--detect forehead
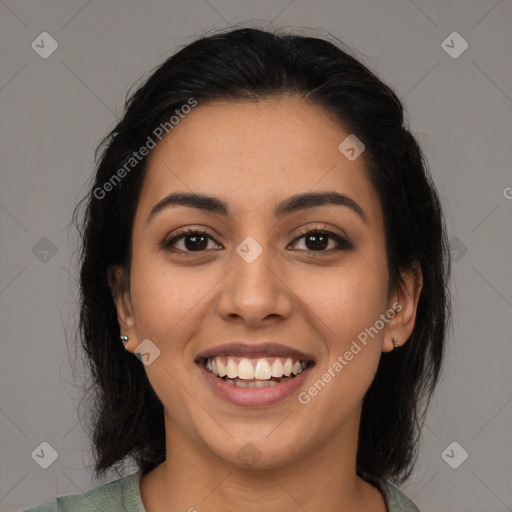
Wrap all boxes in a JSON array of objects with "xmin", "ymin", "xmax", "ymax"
[{"xmin": 137, "ymin": 98, "xmax": 383, "ymax": 227}]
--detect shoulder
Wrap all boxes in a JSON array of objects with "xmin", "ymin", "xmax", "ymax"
[
  {"xmin": 359, "ymin": 471, "xmax": 419, "ymax": 512},
  {"xmin": 23, "ymin": 470, "xmax": 146, "ymax": 512},
  {"xmin": 374, "ymin": 478, "xmax": 420, "ymax": 512}
]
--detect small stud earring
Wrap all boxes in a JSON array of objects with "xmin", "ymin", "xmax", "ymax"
[
  {"xmin": 392, "ymin": 337, "xmax": 399, "ymax": 350},
  {"xmin": 120, "ymin": 335, "xmax": 129, "ymax": 350}
]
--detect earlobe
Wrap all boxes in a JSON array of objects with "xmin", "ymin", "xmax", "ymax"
[
  {"xmin": 383, "ymin": 261, "xmax": 423, "ymax": 353},
  {"xmin": 107, "ymin": 265, "xmax": 137, "ymax": 351},
  {"xmin": 115, "ymin": 290, "xmax": 136, "ymax": 331},
  {"xmin": 120, "ymin": 334, "xmax": 130, "ymax": 351}
]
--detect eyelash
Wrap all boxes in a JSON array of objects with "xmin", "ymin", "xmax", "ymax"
[{"xmin": 160, "ymin": 227, "xmax": 353, "ymax": 257}]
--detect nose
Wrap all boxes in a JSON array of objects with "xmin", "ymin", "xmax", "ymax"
[{"xmin": 216, "ymin": 238, "xmax": 293, "ymax": 328}]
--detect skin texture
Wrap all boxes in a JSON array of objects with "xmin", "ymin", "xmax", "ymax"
[{"xmin": 110, "ymin": 97, "xmax": 423, "ymax": 511}]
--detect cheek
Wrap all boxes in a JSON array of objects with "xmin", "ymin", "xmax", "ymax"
[
  {"xmin": 128, "ymin": 250, "xmax": 206, "ymax": 345},
  {"xmin": 127, "ymin": 253, "xmax": 212, "ymax": 418},
  {"xmin": 334, "ymin": 272, "xmax": 387, "ymax": 340},
  {"xmin": 293, "ymin": 267, "xmax": 388, "ymax": 427},
  {"xmin": 298, "ymin": 258, "xmax": 388, "ymax": 343},
  {"xmin": 294, "ymin": 249, "xmax": 388, "ymax": 393}
]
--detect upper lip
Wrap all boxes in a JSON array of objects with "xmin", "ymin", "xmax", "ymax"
[{"xmin": 195, "ymin": 342, "xmax": 315, "ymax": 362}]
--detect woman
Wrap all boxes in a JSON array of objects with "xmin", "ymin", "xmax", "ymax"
[{"xmin": 26, "ymin": 26, "xmax": 451, "ymax": 512}]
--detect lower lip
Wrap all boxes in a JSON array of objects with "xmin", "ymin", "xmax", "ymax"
[{"xmin": 198, "ymin": 362, "xmax": 313, "ymax": 407}]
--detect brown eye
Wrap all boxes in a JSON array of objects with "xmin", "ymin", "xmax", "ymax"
[
  {"xmin": 160, "ymin": 228, "xmax": 353, "ymax": 256},
  {"xmin": 161, "ymin": 229, "xmax": 222, "ymax": 253},
  {"xmin": 290, "ymin": 229, "xmax": 353, "ymax": 254}
]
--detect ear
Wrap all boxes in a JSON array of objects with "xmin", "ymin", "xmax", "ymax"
[
  {"xmin": 382, "ymin": 261, "xmax": 423, "ymax": 352},
  {"xmin": 107, "ymin": 264, "xmax": 138, "ymax": 353}
]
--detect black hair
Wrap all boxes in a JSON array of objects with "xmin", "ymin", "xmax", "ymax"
[{"xmin": 72, "ymin": 26, "xmax": 452, "ymax": 485}]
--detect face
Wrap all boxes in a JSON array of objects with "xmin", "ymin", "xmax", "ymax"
[{"xmin": 113, "ymin": 97, "xmax": 416, "ymax": 470}]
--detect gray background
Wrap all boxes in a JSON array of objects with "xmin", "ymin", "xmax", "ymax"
[{"xmin": 1, "ymin": 1, "xmax": 511, "ymax": 511}]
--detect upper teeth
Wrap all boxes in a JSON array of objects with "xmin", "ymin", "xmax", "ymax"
[{"xmin": 205, "ymin": 356, "xmax": 307, "ymax": 379}]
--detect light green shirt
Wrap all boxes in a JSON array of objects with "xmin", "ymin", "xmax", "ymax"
[{"xmin": 24, "ymin": 469, "xmax": 419, "ymax": 511}]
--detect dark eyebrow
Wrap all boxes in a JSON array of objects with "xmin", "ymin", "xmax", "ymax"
[
  {"xmin": 147, "ymin": 191, "xmax": 367, "ymax": 224},
  {"xmin": 274, "ymin": 191, "xmax": 367, "ymax": 223}
]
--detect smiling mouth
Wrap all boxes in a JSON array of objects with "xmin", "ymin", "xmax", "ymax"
[{"xmin": 200, "ymin": 356, "xmax": 314, "ymax": 388}]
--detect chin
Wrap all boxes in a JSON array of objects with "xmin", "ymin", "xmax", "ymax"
[{"xmin": 201, "ymin": 430, "xmax": 306, "ymax": 471}]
